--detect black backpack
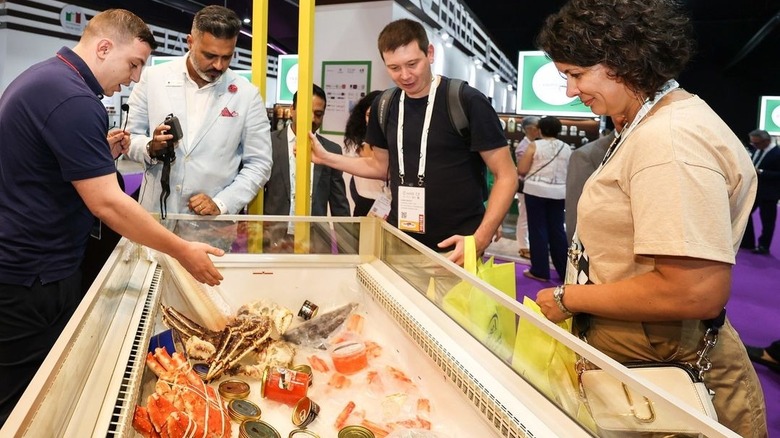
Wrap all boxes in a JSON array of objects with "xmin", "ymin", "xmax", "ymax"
[{"xmin": 376, "ymin": 78, "xmax": 469, "ymax": 138}]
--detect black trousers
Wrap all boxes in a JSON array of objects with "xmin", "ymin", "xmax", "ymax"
[
  {"xmin": 0, "ymin": 271, "xmax": 82, "ymax": 428},
  {"xmin": 525, "ymin": 193, "xmax": 567, "ymax": 280},
  {"xmin": 742, "ymin": 198, "xmax": 778, "ymax": 250}
]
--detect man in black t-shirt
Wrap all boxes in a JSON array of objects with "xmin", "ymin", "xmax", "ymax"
[{"xmin": 310, "ymin": 19, "xmax": 517, "ymax": 265}]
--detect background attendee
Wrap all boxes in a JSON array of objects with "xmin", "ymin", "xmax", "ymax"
[
  {"xmin": 515, "ymin": 116, "xmax": 540, "ymax": 259},
  {"xmin": 517, "ymin": 116, "xmax": 571, "ymax": 282},
  {"xmin": 746, "ymin": 340, "xmax": 780, "ymax": 373},
  {"xmin": 534, "ymin": 0, "xmax": 766, "ymax": 435},
  {"xmin": 344, "ymin": 90, "xmax": 386, "ymax": 216},
  {"xmin": 310, "ymin": 18, "xmax": 517, "ymax": 265},
  {"xmin": 264, "ymin": 85, "xmax": 350, "ymax": 217},
  {"xmin": 0, "ymin": 9, "xmax": 223, "ymax": 428},
  {"xmin": 564, "ymin": 116, "xmax": 623, "ymax": 244},
  {"xmin": 125, "ymin": 5, "xmax": 272, "ymax": 216},
  {"xmin": 741, "ymin": 129, "xmax": 780, "ymax": 255}
]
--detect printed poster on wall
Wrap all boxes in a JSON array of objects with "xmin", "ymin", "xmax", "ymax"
[
  {"xmin": 320, "ymin": 61, "xmax": 372, "ymax": 135},
  {"xmin": 759, "ymin": 96, "xmax": 780, "ymax": 136},
  {"xmin": 516, "ymin": 51, "xmax": 595, "ymax": 117}
]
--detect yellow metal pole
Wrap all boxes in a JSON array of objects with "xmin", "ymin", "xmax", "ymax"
[
  {"xmin": 294, "ymin": 0, "xmax": 315, "ymax": 252},
  {"xmin": 246, "ymin": 0, "xmax": 269, "ymax": 253}
]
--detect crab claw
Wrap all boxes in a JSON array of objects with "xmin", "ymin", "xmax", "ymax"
[
  {"xmin": 160, "ymin": 305, "xmax": 221, "ymax": 345},
  {"xmin": 205, "ymin": 316, "xmax": 272, "ymax": 381}
]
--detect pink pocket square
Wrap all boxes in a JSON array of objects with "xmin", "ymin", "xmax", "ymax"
[{"xmin": 220, "ymin": 107, "xmax": 238, "ymax": 117}]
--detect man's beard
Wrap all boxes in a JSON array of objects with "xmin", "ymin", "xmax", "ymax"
[{"xmin": 189, "ymin": 53, "xmax": 221, "ymax": 83}]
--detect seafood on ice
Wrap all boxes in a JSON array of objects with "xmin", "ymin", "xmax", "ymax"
[
  {"xmin": 160, "ymin": 299, "xmax": 295, "ymax": 381},
  {"xmin": 132, "ymin": 347, "xmax": 231, "ymax": 438}
]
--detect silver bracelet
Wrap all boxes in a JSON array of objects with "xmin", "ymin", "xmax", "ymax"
[{"xmin": 553, "ymin": 285, "xmax": 574, "ymax": 318}]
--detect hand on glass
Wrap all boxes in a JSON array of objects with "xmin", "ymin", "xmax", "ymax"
[{"xmin": 188, "ymin": 193, "xmax": 218, "ymax": 216}]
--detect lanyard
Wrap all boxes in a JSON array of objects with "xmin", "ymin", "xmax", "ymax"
[
  {"xmin": 57, "ymin": 54, "xmax": 85, "ymax": 82},
  {"xmin": 754, "ymin": 145, "xmax": 775, "ymax": 168},
  {"xmin": 598, "ymin": 79, "xmax": 680, "ymax": 169},
  {"xmin": 397, "ymin": 75, "xmax": 440, "ymax": 185}
]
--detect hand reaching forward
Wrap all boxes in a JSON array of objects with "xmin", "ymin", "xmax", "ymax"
[{"xmin": 177, "ymin": 241, "xmax": 225, "ymax": 286}]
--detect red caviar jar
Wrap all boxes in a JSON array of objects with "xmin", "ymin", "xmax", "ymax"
[
  {"xmin": 260, "ymin": 366, "xmax": 311, "ymax": 406},
  {"xmin": 330, "ymin": 341, "xmax": 368, "ymax": 374}
]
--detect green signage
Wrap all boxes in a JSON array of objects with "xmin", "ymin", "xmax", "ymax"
[
  {"xmin": 276, "ymin": 55, "xmax": 299, "ymax": 104},
  {"xmin": 759, "ymin": 96, "xmax": 780, "ymax": 135},
  {"xmin": 516, "ymin": 51, "xmax": 594, "ymax": 117}
]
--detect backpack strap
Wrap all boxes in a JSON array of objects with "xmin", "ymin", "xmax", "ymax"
[
  {"xmin": 377, "ymin": 86, "xmax": 400, "ymax": 139},
  {"xmin": 378, "ymin": 78, "xmax": 469, "ymax": 138},
  {"xmin": 445, "ymin": 78, "xmax": 469, "ymax": 137}
]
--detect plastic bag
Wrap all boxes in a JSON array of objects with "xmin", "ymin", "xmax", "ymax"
[{"xmin": 441, "ymin": 236, "xmax": 517, "ymax": 360}]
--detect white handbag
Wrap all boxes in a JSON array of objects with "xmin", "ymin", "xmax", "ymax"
[
  {"xmin": 579, "ymin": 362, "xmax": 717, "ymax": 434},
  {"xmin": 577, "ymin": 310, "xmax": 724, "ymax": 435}
]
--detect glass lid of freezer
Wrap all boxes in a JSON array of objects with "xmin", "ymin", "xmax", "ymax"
[{"xmin": 3, "ymin": 215, "xmax": 737, "ymax": 438}]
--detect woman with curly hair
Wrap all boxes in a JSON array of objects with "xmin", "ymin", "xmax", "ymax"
[
  {"xmin": 533, "ymin": 0, "xmax": 767, "ymax": 435},
  {"xmin": 344, "ymin": 90, "xmax": 385, "ymax": 216}
]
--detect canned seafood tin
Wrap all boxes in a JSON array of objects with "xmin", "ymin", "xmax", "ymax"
[
  {"xmin": 228, "ymin": 398, "xmax": 262, "ymax": 422},
  {"xmin": 192, "ymin": 362, "xmax": 209, "ymax": 380},
  {"xmin": 219, "ymin": 379, "xmax": 251, "ymax": 400},
  {"xmin": 338, "ymin": 425, "xmax": 375, "ymax": 438},
  {"xmin": 240, "ymin": 420, "xmax": 281, "ymax": 438},
  {"xmin": 298, "ymin": 300, "xmax": 319, "ymax": 320},
  {"xmin": 288, "ymin": 428, "xmax": 320, "ymax": 437},
  {"xmin": 291, "ymin": 396, "xmax": 320, "ymax": 427},
  {"xmin": 290, "ymin": 364, "xmax": 313, "ymax": 386}
]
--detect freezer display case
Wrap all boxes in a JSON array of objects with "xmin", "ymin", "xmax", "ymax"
[{"xmin": 3, "ymin": 216, "xmax": 737, "ymax": 438}]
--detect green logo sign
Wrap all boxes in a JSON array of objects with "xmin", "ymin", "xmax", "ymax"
[
  {"xmin": 516, "ymin": 51, "xmax": 594, "ymax": 117},
  {"xmin": 276, "ymin": 55, "xmax": 299, "ymax": 104},
  {"xmin": 759, "ymin": 96, "xmax": 780, "ymax": 135}
]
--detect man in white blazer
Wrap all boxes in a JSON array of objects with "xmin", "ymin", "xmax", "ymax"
[{"xmin": 125, "ymin": 5, "xmax": 272, "ymax": 217}]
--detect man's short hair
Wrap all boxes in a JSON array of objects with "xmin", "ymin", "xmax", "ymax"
[
  {"xmin": 83, "ymin": 9, "xmax": 156, "ymax": 49},
  {"xmin": 377, "ymin": 19, "xmax": 428, "ymax": 58},
  {"xmin": 749, "ymin": 129, "xmax": 771, "ymax": 141},
  {"xmin": 292, "ymin": 84, "xmax": 327, "ymax": 109},
  {"xmin": 192, "ymin": 5, "xmax": 241, "ymax": 39}
]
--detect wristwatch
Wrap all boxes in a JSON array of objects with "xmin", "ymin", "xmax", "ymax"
[
  {"xmin": 146, "ymin": 141, "xmax": 159, "ymax": 162},
  {"xmin": 553, "ymin": 285, "xmax": 574, "ymax": 318}
]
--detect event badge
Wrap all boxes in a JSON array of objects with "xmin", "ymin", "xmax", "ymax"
[
  {"xmin": 368, "ymin": 188, "xmax": 392, "ymax": 220},
  {"xmin": 397, "ymin": 185, "xmax": 425, "ymax": 233}
]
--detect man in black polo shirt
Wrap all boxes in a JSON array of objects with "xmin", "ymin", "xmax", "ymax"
[{"xmin": 0, "ymin": 9, "xmax": 225, "ymax": 426}]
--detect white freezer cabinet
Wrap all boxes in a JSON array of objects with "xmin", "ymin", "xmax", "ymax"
[{"xmin": 2, "ymin": 216, "xmax": 735, "ymax": 438}]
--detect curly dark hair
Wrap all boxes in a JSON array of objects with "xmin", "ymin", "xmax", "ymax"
[
  {"xmin": 344, "ymin": 90, "xmax": 382, "ymax": 152},
  {"xmin": 536, "ymin": 0, "xmax": 695, "ymax": 98}
]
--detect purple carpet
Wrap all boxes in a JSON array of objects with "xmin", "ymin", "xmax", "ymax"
[{"xmin": 503, "ymin": 207, "xmax": 780, "ymax": 436}]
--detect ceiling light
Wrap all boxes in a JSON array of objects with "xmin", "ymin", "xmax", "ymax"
[
  {"xmin": 243, "ymin": 17, "xmax": 251, "ymax": 24},
  {"xmin": 440, "ymin": 32, "xmax": 450, "ymax": 41}
]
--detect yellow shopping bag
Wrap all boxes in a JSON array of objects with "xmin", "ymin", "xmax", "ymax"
[
  {"xmin": 512, "ymin": 297, "xmax": 593, "ymax": 427},
  {"xmin": 441, "ymin": 236, "xmax": 517, "ymax": 360}
]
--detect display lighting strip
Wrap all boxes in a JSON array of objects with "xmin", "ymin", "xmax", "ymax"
[
  {"xmin": 107, "ymin": 266, "xmax": 165, "ymax": 438},
  {"xmin": 356, "ymin": 266, "xmax": 533, "ymax": 438}
]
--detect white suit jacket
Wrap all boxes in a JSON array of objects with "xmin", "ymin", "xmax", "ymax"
[{"xmin": 125, "ymin": 56, "xmax": 272, "ymax": 214}]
